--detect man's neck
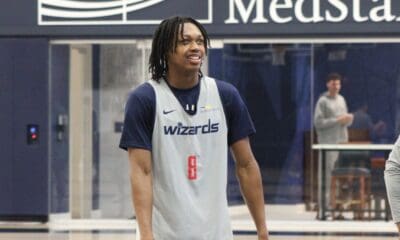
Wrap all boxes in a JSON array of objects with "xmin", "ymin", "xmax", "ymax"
[
  {"xmin": 327, "ymin": 91, "xmax": 338, "ymax": 98},
  {"xmin": 166, "ymin": 71, "xmax": 200, "ymax": 89}
]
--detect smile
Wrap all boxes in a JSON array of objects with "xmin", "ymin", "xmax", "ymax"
[
  {"xmin": 188, "ymin": 55, "xmax": 201, "ymax": 60},
  {"xmin": 187, "ymin": 55, "xmax": 202, "ymax": 64}
]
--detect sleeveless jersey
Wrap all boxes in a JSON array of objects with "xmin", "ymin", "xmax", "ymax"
[{"xmin": 144, "ymin": 76, "xmax": 233, "ymax": 240}]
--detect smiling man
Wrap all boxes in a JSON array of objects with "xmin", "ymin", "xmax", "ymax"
[{"xmin": 119, "ymin": 16, "xmax": 268, "ymax": 240}]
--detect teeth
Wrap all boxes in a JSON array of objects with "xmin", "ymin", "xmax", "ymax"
[{"xmin": 189, "ymin": 56, "xmax": 200, "ymax": 60}]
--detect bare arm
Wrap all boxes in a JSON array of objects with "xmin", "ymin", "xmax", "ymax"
[
  {"xmin": 231, "ymin": 138, "xmax": 269, "ymax": 240},
  {"xmin": 128, "ymin": 148, "xmax": 154, "ymax": 240}
]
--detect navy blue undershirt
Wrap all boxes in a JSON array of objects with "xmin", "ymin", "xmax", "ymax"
[
  {"xmin": 119, "ymin": 78, "xmax": 255, "ymax": 151},
  {"xmin": 165, "ymin": 78, "xmax": 200, "ymax": 115}
]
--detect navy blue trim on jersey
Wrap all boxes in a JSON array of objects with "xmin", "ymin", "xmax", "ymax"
[
  {"xmin": 119, "ymin": 78, "xmax": 255, "ymax": 151},
  {"xmin": 216, "ymin": 80, "xmax": 256, "ymax": 145},
  {"xmin": 119, "ymin": 83, "xmax": 155, "ymax": 150}
]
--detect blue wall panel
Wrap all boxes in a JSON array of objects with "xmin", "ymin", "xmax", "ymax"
[
  {"xmin": 0, "ymin": 39, "xmax": 49, "ymax": 220},
  {"xmin": 0, "ymin": 41, "xmax": 15, "ymax": 214}
]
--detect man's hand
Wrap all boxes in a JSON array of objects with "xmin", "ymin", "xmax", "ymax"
[{"xmin": 337, "ymin": 113, "xmax": 353, "ymax": 125}]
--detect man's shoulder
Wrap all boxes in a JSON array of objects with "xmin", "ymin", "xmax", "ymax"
[
  {"xmin": 317, "ymin": 92, "xmax": 329, "ymax": 102},
  {"xmin": 211, "ymin": 78, "xmax": 239, "ymax": 97},
  {"xmin": 128, "ymin": 82, "xmax": 155, "ymax": 101},
  {"xmin": 337, "ymin": 93, "xmax": 346, "ymax": 101}
]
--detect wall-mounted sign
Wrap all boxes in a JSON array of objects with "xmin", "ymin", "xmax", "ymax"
[
  {"xmin": 1, "ymin": 0, "xmax": 400, "ymax": 37},
  {"xmin": 38, "ymin": 0, "xmax": 212, "ymax": 25}
]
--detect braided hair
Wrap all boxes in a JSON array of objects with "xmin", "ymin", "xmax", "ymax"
[{"xmin": 148, "ymin": 16, "xmax": 210, "ymax": 82}]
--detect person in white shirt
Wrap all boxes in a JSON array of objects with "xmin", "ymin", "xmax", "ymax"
[{"xmin": 314, "ymin": 72, "xmax": 353, "ymax": 215}]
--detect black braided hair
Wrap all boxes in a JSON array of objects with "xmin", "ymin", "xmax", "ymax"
[{"xmin": 148, "ymin": 16, "xmax": 210, "ymax": 82}]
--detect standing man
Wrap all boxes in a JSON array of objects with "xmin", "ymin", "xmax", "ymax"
[
  {"xmin": 314, "ymin": 73, "xmax": 353, "ymax": 214},
  {"xmin": 119, "ymin": 16, "xmax": 268, "ymax": 240}
]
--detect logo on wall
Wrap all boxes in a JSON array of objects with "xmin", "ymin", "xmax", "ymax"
[{"xmin": 38, "ymin": 0, "xmax": 213, "ymax": 25}]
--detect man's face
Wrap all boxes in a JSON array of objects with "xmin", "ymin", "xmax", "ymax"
[
  {"xmin": 167, "ymin": 22, "xmax": 206, "ymax": 74},
  {"xmin": 326, "ymin": 79, "xmax": 341, "ymax": 96}
]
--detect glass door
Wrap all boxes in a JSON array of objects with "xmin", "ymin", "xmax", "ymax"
[{"xmin": 49, "ymin": 41, "xmax": 152, "ymax": 219}]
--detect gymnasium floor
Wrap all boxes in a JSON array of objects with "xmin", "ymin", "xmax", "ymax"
[
  {"xmin": 0, "ymin": 232, "xmax": 397, "ymax": 240},
  {"xmin": 0, "ymin": 204, "xmax": 397, "ymax": 239}
]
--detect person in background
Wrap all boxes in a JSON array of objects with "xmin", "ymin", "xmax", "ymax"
[
  {"xmin": 351, "ymin": 103, "xmax": 386, "ymax": 142},
  {"xmin": 314, "ymin": 72, "xmax": 353, "ymax": 217}
]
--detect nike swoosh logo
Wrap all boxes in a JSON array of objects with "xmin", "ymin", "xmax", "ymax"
[{"xmin": 163, "ymin": 109, "xmax": 176, "ymax": 114}]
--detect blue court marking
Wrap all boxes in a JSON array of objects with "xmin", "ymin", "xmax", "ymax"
[{"xmin": 233, "ymin": 230, "xmax": 398, "ymax": 237}]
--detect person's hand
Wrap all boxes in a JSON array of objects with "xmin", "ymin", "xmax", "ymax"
[
  {"xmin": 346, "ymin": 113, "xmax": 354, "ymax": 124},
  {"xmin": 337, "ymin": 113, "xmax": 353, "ymax": 125}
]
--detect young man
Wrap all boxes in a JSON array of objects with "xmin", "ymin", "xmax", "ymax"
[
  {"xmin": 119, "ymin": 16, "xmax": 269, "ymax": 240},
  {"xmin": 314, "ymin": 72, "xmax": 353, "ymax": 217},
  {"xmin": 314, "ymin": 73, "xmax": 353, "ymax": 144}
]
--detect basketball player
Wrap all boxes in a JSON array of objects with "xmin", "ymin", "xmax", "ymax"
[{"xmin": 119, "ymin": 16, "xmax": 268, "ymax": 240}]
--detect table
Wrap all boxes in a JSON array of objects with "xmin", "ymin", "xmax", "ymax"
[{"xmin": 312, "ymin": 144, "xmax": 394, "ymax": 220}]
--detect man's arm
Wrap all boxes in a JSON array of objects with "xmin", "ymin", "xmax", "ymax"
[
  {"xmin": 343, "ymin": 98, "xmax": 354, "ymax": 127},
  {"xmin": 128, "ymin": 148, "xmax": 154, "ymax": 240},
  {"xmin": 314, "ymin": 98, "xmax": 353, "ymax": 129},
  {"xmin": 314, "ymin": 98, "xmax": 338, "ymax": 130},
  {"xmin": 231, "ymin": 137, "xmax": 269, "ymax": 240}
]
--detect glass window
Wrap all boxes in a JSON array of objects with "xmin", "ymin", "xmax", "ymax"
[{"xmin": 49, "ymin": 42, "xmax": 399, "ymax": 223}]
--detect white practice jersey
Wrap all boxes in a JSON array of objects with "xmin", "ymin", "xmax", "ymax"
[{"xmin": 141, "ymin": 77, "xmax": 232, "ymax": 240}]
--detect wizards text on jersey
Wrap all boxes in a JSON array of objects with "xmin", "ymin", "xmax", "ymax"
[{"xmin": 164, "ymin": 119, "xmax": 219, "ymax": 135}]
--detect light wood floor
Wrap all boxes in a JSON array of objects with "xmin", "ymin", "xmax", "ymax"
[{"xmin": 0, "ymin": 232, "xmax": 397, "ymax": 240}]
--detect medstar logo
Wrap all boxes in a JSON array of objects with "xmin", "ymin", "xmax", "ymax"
[
  {"xmin": 225, "ymin": 0, "xmax": 400, "ymax": 24},
  {"xmin": 38, "ymin": 0, "xmax": 213, "ymax": 25},
  {"xmin": 164, "ymin": 119, "xmax": 219, "ymax": 135}
]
